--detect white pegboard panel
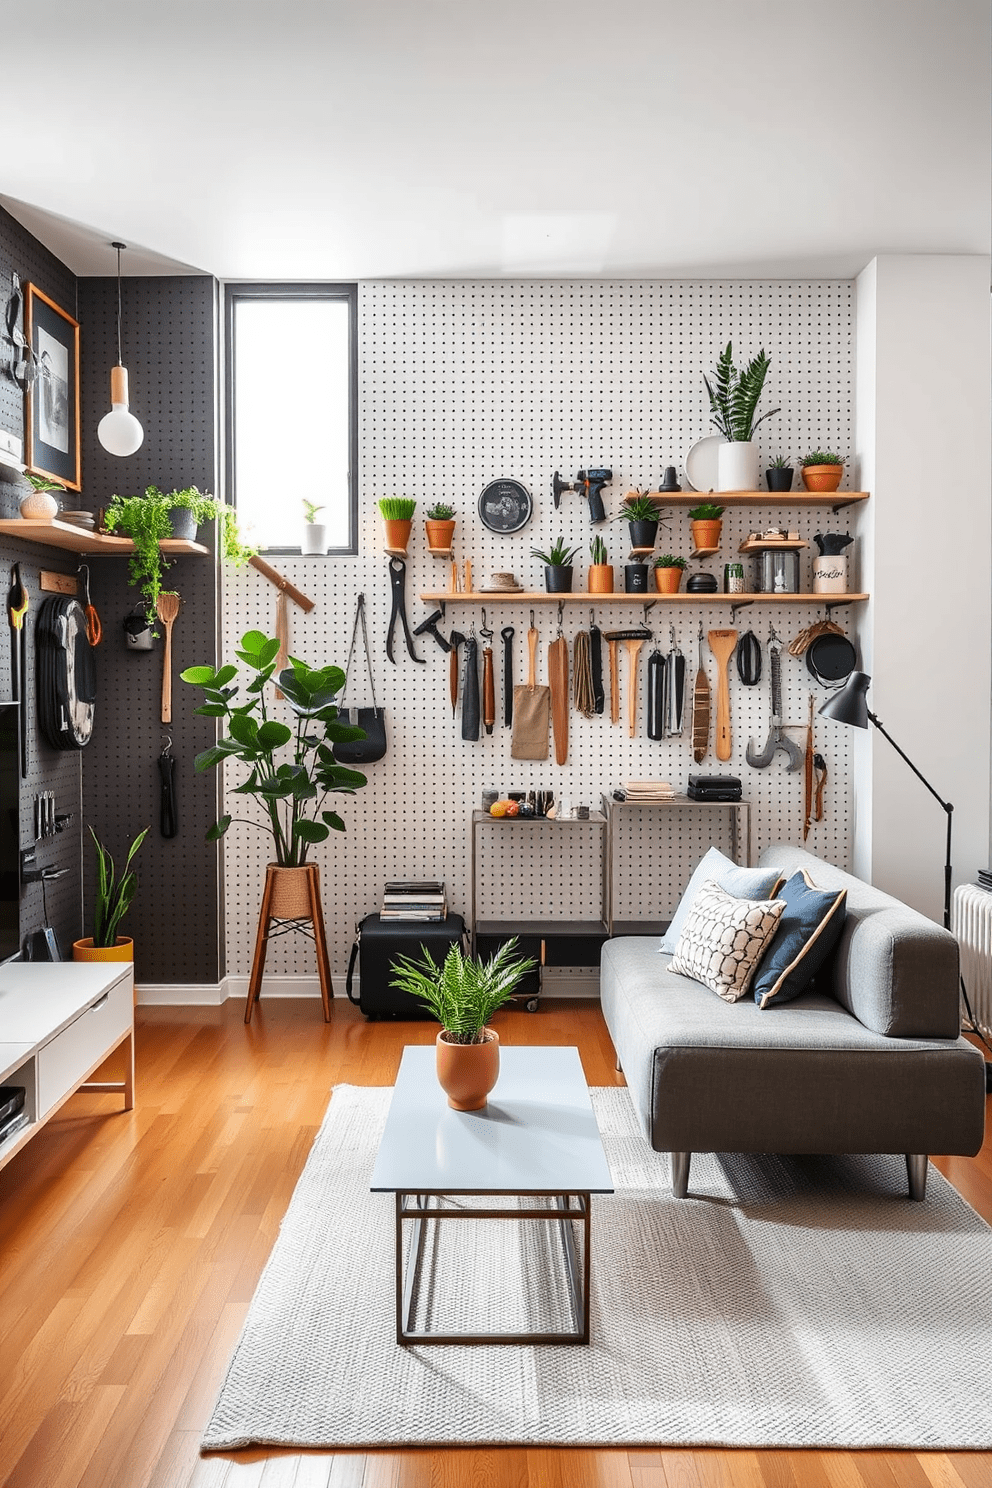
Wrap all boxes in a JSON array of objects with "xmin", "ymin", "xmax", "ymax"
[{"xmin": 221, "ymin": 279, "xmax": 859, "ymax": 981}]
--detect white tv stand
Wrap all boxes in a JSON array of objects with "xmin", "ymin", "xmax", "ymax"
[{"xmin": 0, "ymin": 961, "xmax": 134, "ymax": 1176}]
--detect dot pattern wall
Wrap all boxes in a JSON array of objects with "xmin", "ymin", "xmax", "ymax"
[{"xmin": 221, "ymin": 278, "xmax": 859, "ymax": 982}]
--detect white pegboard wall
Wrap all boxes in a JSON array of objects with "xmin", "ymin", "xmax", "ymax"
[{"xmin": 221, "ymin": 279, "xmax": 860, "ymax": 981}]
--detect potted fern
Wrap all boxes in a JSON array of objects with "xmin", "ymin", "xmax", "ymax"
[
  {"xmin": 703, "ymin": 342, "xmax": 780, "ymax": 493},
  {"xmin": 588, "ymin": 534, "xmax": 613, "ymax": 593},
  {"xmin": 104, "ymin": 486, "xmax": 255, "ymax": 621},
  {"xmin": 390, "ymin": 939, "xmax": 535, "ymax": 1110},
  {"xmin": 302, "ymin": 498, "xmax": 326, "ymax": 555},
  {"xmin": 531, "ymin": 536, "xmax": 579, "ymax": 593},
  {"xmin": 653, "ymin": 554, "xmax": 688, "ymax": 594},
  {"xmin": 379, "ymin": 497, "xmax": 416, "ymax": 554},
  {"xmin": 73, "ymin": 827, "xmax": 149, "ymax": 963}
]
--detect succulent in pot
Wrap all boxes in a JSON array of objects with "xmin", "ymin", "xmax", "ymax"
[
  {"xmin": 687, "ymin": 501, "xmax": 725, "ymax": 553},
  {"xmin": 424, "ymin": 501, "xmax": 456, "ymax": 552},
  {"xmin": 379, "ymin": 497, "xmax": 416, "ymax": 554},
  {"xmin": 653, "ymin": 554, "xmax": 688, "ymax": 594},
  {"xmin": 389, "ymin": 939, "xmax": 536, "ymax": 1110},
  {"xmin": 704, "ymin": 342, "xmax": 780, "ymax": 492},
  {"xmin": 588, "ymin": 533, "xmax": 614, "ymax": 593},
  {"xmin": 531, "ymin": 537, "xmax": 579, "ymax": 593},
  {"xmin": 301, "ymin": 498, "xmax": 327, "ymax": 555},
  {"xmin": 614, "ymin": 493, "xmax": 660, "ymax": 551},
  {"xmin": 800, "ymin": 451, "xmax": 845, "ymax": 493},
  {"xmin": 766, "ymin": 454, "xmax": 794, "ymax": 493}
]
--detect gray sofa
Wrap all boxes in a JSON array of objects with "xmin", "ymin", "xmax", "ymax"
[{"xmin": 600, "ymin": 843, "xmax": 987, "ymax": 1201}]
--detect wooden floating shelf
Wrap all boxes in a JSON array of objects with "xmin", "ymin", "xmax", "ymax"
[
  {"xmin": 689, "ymin": 546, "xmax": 720, "ymax": 559},
  {"xmin": 738, "ymin": 538, "xmax": 809, "ymax": 553},
  {"xmin": 641, "ymin": 490, "xmax": 869, "ymax": 509},
  {"xmin": 0, "ymin": 519, "xmax": 209, "ymax": 557},
  {"xmin": 421, "ymin": 590, "xmax": 869, "ymax": 606},
  {"xmin": 383, "ymin": 545, "xmax": 411, "ymax": 559}
]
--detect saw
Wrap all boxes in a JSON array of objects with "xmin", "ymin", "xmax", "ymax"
[{"xmin": 691, "ymin": 624, "xmax": 710, "ymax": 763}]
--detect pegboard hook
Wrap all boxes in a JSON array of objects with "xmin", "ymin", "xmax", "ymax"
[
  {"xmin": 556, "ymin": 600, "xmax": 565, "ymax": 634},
  {"xmin": 160, "ymin": 733, "xmax": 172, "ymax": 757}
]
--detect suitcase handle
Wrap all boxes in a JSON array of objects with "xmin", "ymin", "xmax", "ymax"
[{"xmin": 345, "ymin": 934, "xmax": 362, "ymax": 1004}]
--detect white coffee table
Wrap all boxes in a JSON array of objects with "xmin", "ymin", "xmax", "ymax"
[{"xmin": 370, "ymin": 1045, "xmax": 613, "ymax": 1345}]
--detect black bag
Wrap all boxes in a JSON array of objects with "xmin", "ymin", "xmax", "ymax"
[
  {"xmin": 36, "ymin": 596, "xmax": 96, "ymax": 750},
  {"xmin": 333, "ymin": 593, "xmax": 387, "ymax": 764},
  {"xmin": 346, "ymin": 913, "xmax": 466, "ymax": 1019}
]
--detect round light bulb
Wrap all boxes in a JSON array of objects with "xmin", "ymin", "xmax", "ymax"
[{"xmin": 97, "ymin": 404, "xmax": 144, "ymax": 456}]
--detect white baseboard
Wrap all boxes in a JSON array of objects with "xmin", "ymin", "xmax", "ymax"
[{"xmin": 136, "ymin": 971, "xmax": 601, "ymax": 1006}]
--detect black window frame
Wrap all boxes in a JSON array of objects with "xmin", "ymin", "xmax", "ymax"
[{"xmin": 225, "ymin": 282, "xmax": 358, "ymax": 556}]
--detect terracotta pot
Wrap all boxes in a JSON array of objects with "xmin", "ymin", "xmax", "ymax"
[
  {"xmin": 436, "ymin": 1028, "xmax": 500, "ymax": 1111},
  {"xmin": 691, "ymin": 520, "xmax": 722, "ymax": 551},
  {"xmin": 383, "ymin": 517, "xmax": 413, "ymax": 553},
  {"xmin": 654, "ymin": 566, "xmax": 683, "ymax": 594},
  {"xmin": 72, "ymin": 937, "xmax": 134, "ymax": 963},
  {"xmin": 269, "ymin": 864, "xmax": 316, "ymax": 919},
  {"xmin": 801, "ymin": 464, "xmax": 843, "ymax": 493},
  {"xmin": 424, "ymin": 518, "xmax": 455, "ymax": 551},
  {"xmin": 587, "ymin": 563, "xmax": 614, "ymax": 593}
]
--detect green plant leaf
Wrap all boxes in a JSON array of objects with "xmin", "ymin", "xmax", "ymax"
[
  {"xmin": 180, "ymin": 665, "xmax": 216, "ymax": 685},
  {"xmin": 228, "ymin": 714, "xmax": 259, "ymax": 746},
  {"xmin": 194, "ymin": 745, "xmax": 230, "ymax": 771},
  {"xmin": 321, "ymin": 811, "xmax": 345, "ymax": 831},
  {"xmin": 194, "ymin": 703, "xmax": 228, "ymax": 717},
  {"xmin": 257, "ymin": 720, "xmax": 292, "ymax": 748},
  {"xmin": 206, "ymin": 816, "xmax": 232, "ymax": 840},
  {"xmin": 294, "ymin": 820, "xmax": 329, "ymax": 843}
]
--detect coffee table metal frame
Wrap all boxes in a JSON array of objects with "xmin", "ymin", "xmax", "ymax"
[{"xmin": 395, "ymin": 1188, "xmax": 591, "ymax": 1346}]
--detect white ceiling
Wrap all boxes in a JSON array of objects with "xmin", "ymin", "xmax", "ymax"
[{"xmin": 4, "ymin": 0, "xmax": 989, "ymax": 281}]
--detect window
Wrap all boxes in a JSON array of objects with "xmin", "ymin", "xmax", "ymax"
[{"xmin": 225, "ymin": 284, "xmax": 357, "ymax": 553}]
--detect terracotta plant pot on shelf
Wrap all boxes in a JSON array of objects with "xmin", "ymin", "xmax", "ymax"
[
  {"xmin": 690, "ymin": 520, "xmax": 722, "ymax": 551},
  {"xmin": 588, "ymin": 563, "xmax": 614, "ymax": 593},
  {"xmin": 801, "ymin": 464, "xmax": 844, "ymax": 493},
  {"xmin": 654, "ymin": 566, "xmax": 683, "ymax": 594},
  {"xmin": 383, "ymin": 518, "xmax": 413, "ymax": 553},
  {"xmin": 425, "ymin": 518, "xmax": 455, "ymax": 552},
  {"xmin": 72, "ymin": 937, "xmax": 134, "ymax": 963},
  {"xmin": 435, "ymin": 1028, "xmax": 500, "ymax": 1111}
]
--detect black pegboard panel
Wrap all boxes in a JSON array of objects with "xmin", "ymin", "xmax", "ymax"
[
  {"xmin": 78, "ymin": 275, "xmax": 220, "ymax": 985},
  {"xmin": 0, "ymin": 207, "xmax": 83, "ymax": 957}
]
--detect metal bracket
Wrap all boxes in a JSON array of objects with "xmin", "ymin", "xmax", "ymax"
[
  {"xmin": 823, "ymin": 598, "xmax": 852, "ymax": 613},
  {"xmin": 642, "ymin": 601, "xmax": 656, "ymax": 624},
  {"xmin": 730, "ymin": 600, "xmax": 755, "ymax": 620}
]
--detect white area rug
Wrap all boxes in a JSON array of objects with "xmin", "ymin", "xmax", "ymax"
[{"xmin": 202, "ymin": 1085, "xmax": 992, "ymax": 1451}]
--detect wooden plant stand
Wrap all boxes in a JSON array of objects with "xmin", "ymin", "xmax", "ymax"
[{"xmin": 245, "ymin": 863, "xmax": 334, "ymax": 1024}]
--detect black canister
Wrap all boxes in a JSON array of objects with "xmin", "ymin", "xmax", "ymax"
[{"xmin": 624, "ymin": 563, "xmax": 649, "ymax": 593}]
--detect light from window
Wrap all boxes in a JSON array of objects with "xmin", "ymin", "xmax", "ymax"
[{"xmin": 229, "ymin": 291, "xmax": 354, "ymax": 551}]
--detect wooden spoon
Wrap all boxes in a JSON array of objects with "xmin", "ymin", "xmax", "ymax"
[
  {"xmin": 707, "ymin": 629, "xmax": 738, "ymax": 762},
  {"xmin": 156, "ymin": 590, "xmax": 181, "ymax": 724}
]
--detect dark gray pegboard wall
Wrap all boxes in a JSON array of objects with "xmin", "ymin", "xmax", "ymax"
[
  {"xmin": 0, "ymin": 207, "xmax": 83, "ymax": 957},
  {"xmin": 78, "ymin": 275, "xmax": 220, "ymax": 985}
]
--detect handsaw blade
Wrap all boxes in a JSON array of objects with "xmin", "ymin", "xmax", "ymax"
[{"xmin": 692, "ymin": 668, "xmax": 710, "ymax": 762}]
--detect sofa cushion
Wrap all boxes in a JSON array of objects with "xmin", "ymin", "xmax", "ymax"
[
  {"xmin": 669, "ymin": 881, "xmax": 785, "ymax": 1002},
  {"xmin": 756, "ymin": 845, "xmax": 960, "ymax": 1039},
  {"xmin": 752, "ymin": 870, "xmax": 847, "ymax": 1010},
  {"xmin": 659, "ymin": 847, "xmax": 784, "ymax": 953}
]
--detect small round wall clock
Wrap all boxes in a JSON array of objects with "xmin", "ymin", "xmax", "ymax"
[{"xmin": 478, "ymin": 478, "xmax": 533, "ymax": 534}]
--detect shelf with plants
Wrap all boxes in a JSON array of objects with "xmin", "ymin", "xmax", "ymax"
[
  {"xmin": 644, "ymin": 490, "xmax": 869, "ymax": 510},
  {"xmin": 420, "ymin": 590, "xmax": 869, "ymax": 607},
  {"xmin": 0, "ymin": 518, "xmax": 209, "ymax": 557}
]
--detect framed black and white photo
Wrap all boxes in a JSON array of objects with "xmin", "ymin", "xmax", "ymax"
[
  {"xmin": 25, "ymin": 284, "xmax": 81, "ymax": 493},
  {"xmin": 478, "ymin": 478, "xmax": 532, "ymax": 534}
]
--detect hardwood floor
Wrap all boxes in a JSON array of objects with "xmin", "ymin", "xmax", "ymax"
[{"xmin": 0, "ymin": 998, "xmax": 989, "ymax": 1488}]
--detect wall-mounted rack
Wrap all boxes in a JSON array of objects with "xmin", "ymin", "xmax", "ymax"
[
  {"xmin": 0, "ymin": 519, "xmax": 208, "ymax": 558},
  {"xmin": 421, "ymin": 590, "xmax": 869, "ymax": 609},
  {"xmin": 646, "ymin": 490, "xmax": 870, "ymax": 513}
]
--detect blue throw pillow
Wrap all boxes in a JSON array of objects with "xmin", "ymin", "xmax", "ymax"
[
  {"xmin": 752, "ymin": 869, "xmax": 847, "ymax": 1009},
  {"xmin": 659, "ymin": 847, "xmax": 784, "ymax": 953}
]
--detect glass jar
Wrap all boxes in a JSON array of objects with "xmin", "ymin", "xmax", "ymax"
[{"xmin": 757, "ymin": 549, "xmax": 800, "ymax": 594}]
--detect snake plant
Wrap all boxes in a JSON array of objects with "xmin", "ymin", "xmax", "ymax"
[{"xmin": 703, "ymin": 342, "xmax": 780, "ymax": 443}]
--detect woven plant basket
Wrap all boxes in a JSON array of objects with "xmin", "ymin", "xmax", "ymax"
[{"xmin": 269, "ymin": 865, "xmax": 315, "ymax": 919}]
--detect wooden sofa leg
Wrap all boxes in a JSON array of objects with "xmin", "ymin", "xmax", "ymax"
[
  {"xmin": 671, "ymin": 1151, "xmax": 691, "ymax": 1199},
  {"xmin": 906, "ymin": 1153, "xmax": 928, "ymax": 1201}
]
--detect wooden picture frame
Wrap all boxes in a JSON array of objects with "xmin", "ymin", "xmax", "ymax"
[{"xmin": 25, "ymin": 284, "xmax": 81, "ymax": 493}]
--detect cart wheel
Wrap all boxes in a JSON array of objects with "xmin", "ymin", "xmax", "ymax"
[{"xmin": 526, "ymin": 998, "xmax": 539, "ymax": 1013}]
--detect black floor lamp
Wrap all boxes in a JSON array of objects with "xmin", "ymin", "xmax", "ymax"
[{"xmin": 819, "ymin": 671, "xmax": 992, "ymax": 1091}]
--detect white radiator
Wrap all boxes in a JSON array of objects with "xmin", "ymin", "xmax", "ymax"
[{"xmin": 952, "ymin": 884, "xmax": 992, "ymax": 1038}]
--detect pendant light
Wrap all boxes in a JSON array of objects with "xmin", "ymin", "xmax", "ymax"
[{"xmin": 97, "ymin": 242, "xmax": 144, "ymax": 457}]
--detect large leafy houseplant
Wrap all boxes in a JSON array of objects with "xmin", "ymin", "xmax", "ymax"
[
  {"xmin": 703, "ymin": 342, "xmax": 780, "ymax": 442},
  {"xmin": 104, "ymin": 485, "xmax": 256, "ymax": 621},
  {"xmin": 181, "ymin": 630, "xmax": 368, "ymax": 866}
]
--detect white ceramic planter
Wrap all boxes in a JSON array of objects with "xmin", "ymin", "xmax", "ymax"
[
  {"xmin": 301, "ymin": 523, "xmax": 327, "ymax": 555},
  {"xmin": 20, "ymin": 489, "xmax": 59, "ymax": 520},
  {"xmin": 717, "ymin": 441, "xmax": 759, "ymax": 492},
  {"xmin": 813, "ymin": 554, "xmax": 849, "ymax": 594}
]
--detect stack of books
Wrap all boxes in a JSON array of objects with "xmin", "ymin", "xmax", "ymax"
[
  {"xmin": 381, "ymin": 881, "xmax": 447, "ymax": 920},
  {"xmin": 977, "ymin": 869, "xmax": 992, "ymax": 893},
  {"xmin": 0, "ymin": 1086, "xmax": 28, "ymax": 1147}
]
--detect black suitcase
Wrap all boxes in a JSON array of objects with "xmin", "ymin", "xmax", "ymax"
[{"xmin": 345, "ymin": 913, "xmax": 467, "ymax": 1020}]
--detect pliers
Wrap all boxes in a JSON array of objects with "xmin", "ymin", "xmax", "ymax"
[{"xmin": 385, "ymin": 558, "xmax": 425, "ymax": 665}]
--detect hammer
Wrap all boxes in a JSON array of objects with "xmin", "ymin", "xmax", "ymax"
[
  {"xmin": 603, "ymin": 626, "xmax": 652, "ymax": 737},
  {"xmin": 413, "ymin": 609, "xmax": 452, "ymax": 653}
]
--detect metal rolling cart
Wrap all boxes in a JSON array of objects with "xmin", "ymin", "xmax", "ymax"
[{"xmin": 471, "ymin": 809, "xmax": 609, "ymax": 1010}]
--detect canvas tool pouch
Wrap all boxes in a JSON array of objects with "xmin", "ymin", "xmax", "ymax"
[{"xmin": 510, "ymin": 684, "xmax": 550, "ymax": 760}]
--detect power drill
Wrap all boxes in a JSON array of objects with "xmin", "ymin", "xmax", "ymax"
[{"xmin": 551, "ymin": 467, "xmax": 613, "ymax": 524}]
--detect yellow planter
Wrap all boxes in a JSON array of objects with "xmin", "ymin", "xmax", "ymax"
[{"xmin": 72, "ymin": 937, "xmax": 134, "ymax": 962}]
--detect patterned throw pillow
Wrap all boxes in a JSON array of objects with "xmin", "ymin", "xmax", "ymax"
[
  {"xmin": 659, "ymin": 847, "xmax": 784, "ymax": 953},
  {"xmin": 752, "ymin": 870, "xmax": 848, "ymax": 1009},
  {"xmin": 669, "ymin": 880, "xmax": 786, "ymax": 1003}
]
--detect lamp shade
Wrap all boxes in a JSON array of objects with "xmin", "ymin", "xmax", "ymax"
[{"xmin": 818, "ymin": 670, "xmax": 871, "ymax": 729}]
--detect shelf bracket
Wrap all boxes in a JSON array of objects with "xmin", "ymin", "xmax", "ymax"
[
  {"xmin": 730, "ymin": 599, "xmax": 754, "ymax": 620},
  {"xmin": 823, "ymin": 597, "xmax": 852, "ymax": 613},
  {"xmin": 642, "ymin": 601, "xmax": 656, "ymax": 625}
]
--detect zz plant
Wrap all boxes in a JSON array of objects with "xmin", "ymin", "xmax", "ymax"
[
  {"xmin": 181, "ymin": 630, "xmax": 368, "ymax": 867},
  {"xmin": 703, "ymin": 342, "xmax": 780, "ymax": 443}
]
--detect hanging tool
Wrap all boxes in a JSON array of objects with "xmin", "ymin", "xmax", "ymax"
[
  {"xmin": 707, "ymin": 629, "xmax": 738, "ymax": 763},
  {"xmin": 814, "ymin": 752, "xmax": 828, "ymax": 822},
  {"xmin": 78, "ymin": 564, "xmax": 102, "ymax": 647},
  {"xmin": 736, "ymin": 629, "xmax": 761, "ymax": 685},
  {"xmin": 156, "ymin": 590, "xmax": 181, "ymax": 725},
  {"xmin": 7, "ymin": 564, "xmax": 28, "ymax": 777},
  {"xmin": 665, "ymin": 625, "xmax": 686, "ymax": 737},
  {"xmin": 480, "ymin": 610, "xmax": 495, "ymax": 735},
  {"xmin": 501, "ymin": 625, "xmax": 515, "ymax": 725},
  {"xmin": 572, "ymin": 630, "xmax": 596, "ymax": 717},
  {"xmin": 606, "ymin": 631, "xmax": 620, "ymax": 724},
  {"xmin": 510, "ymin": 610, "xmax": 550, "ymax": 761},
  {"xmin": 461, "ymin": 628, "xmax": 480, "ymax": 740},
  {"xmin": 547, "ymin": 605, "xmax": 569, "ymax": 764},
  {"xmin": 646, "ymin": 645, "xmax": 666, "ymax": 740},
  {"xmin": 604, "ymin": 624, "xmax": 653, "ymax": 739},
  {"xmin": 449, "ymin": 630, "xmax": 465, "ymax": 714},
  {"xmin": 746, "ymin": 626, "xmax": 804, "ymax": 771},
  {"xmin": 589, "ymin": 611, "xmax": 605, "ymax": 716},
  {"xmin": 412, "ymin": 609, "xmax": 452, "ymax": 653},
  {"xmin": 158, "ymin": 734, "xmax": 177, "ymax": 839},
  {"xmin": 385, "ymin": 557, "xmax": 425, "ymax": 664},
  {"xmin": 804, "ymin": 694, "xmax": 815, "ymax": 841},
  {"xmin": 692, "ymin": 624, "xmax": 710, "ymax": 764},
  {"xmin": 551, "ymin": 468, "xmax": 613, "ymax": 524}
]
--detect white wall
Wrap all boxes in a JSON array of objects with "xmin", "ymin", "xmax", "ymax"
[{"xmin": 851, "ymin": 254, "xmax": 991, "ymax": 920}]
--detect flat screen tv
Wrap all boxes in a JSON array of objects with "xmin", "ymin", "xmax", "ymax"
[{"xmin": 0, "ymin": 703, "xmax": 20, "ymax": 961}]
